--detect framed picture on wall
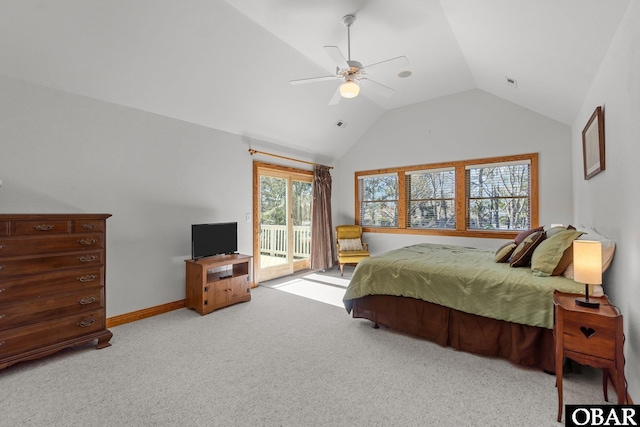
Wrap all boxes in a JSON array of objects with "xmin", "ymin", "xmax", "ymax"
[{"xmin": 582, "ymin": 106, "xmax": 605, "ymax": 180}]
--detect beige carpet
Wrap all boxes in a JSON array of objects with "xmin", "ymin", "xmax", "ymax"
[{"xmin": 0, "ymin": 273, "xmax": 610, "ymax": 426}]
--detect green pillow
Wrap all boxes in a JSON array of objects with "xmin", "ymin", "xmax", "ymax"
[
  {"xmin": 531, "ymin": 229, "xmax": 584, "ymax": 276},
  {"xmin": 544, "ymin": 226, "xmax": 566, "ymax": 238},
  {"xmin": 545, "ymin": 224, "xmax": 576, "ymax": 239}
]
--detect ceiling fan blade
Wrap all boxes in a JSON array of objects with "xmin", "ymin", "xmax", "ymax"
[
  {"xmin": 324, "ymin": 46, "xmax": 349, "ymax": 70},
  {"xmin": 363, "ymin": 56, "xmax": 409, "ymax": 74},
  {"xmin": 290, "ymin": 75, "xmax": 338, "ymax": 85},
  {"xmin": 328, "ymin": 85, "xmax": 342, "ymax": 105},
  {"xmin": 361, "ymin": 78, "xmax": 395, "ymax": 97}
]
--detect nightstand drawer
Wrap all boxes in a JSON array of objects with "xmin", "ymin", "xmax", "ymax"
[{"xmin": 562, "ymin": 308, "xmax": 616, "ymax": 360}]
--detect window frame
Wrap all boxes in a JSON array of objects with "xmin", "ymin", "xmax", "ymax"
[{"xmin": 354, "ymin": 153, "xmax": 538, "ymax": 239}]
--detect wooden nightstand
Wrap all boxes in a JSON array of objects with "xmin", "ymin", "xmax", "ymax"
[{"xmin": 553, "ymin": 290, "xmax": 626, "ymax": 422}]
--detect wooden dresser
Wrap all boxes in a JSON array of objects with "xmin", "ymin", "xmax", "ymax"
[{"xmin": 0, "ymin": 213, "xmax": 112, "ymax": 370}]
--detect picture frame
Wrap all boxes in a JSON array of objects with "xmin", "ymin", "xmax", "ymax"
[{"xmin": 582, "ymin": 106, "xmax": 605, "ymax": 180}]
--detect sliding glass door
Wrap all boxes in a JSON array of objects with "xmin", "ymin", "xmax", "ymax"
[{"xmin": 254, "ymin": 162, "xmax": 312, "ymax": 283}]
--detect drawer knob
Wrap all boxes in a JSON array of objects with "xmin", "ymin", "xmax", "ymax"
[
  {"xmin": 0, "ymin": 265, "xmax": 4, "ymax": 271},
  {"xmin": 0, "ymin": 288, "xmax": 4, "ymax": 293},
  {"xmin": 77, "ymin": 255, "xmax": 97, "ymax": 263},
  {"xmin": 78, "ymin": 238, "xmax": 97, "ymax": 245},
  {"xmin": 78, "ymin": 274, "xmax": 97, "ymax": 283},
  {"xmin": 77, "ymin": 318, "xmax": 96, "ymax": 328},
  {"xmin": 580, "ymin": 326, "xmax": 596, "ymax": 338},
  {"xmin": 0, "ymin": 314, "xmax": 5, "ymax": 320},
  {"xmin": 34, "ymin": 224, "xmax": 54, "ymax": 231},
  {"xmin": 79, "ymin": 296, "xmax": 97, "ymax": 305},
  {"xmin": 0, "ymin": 341, "xmax": 4, "ymax": 347},
  {"xmin": 81, "ymin": 223, "xmax": 97, "ymax": 230},
  {"xmin": 0, "ymin": 244, "xmax": 5, "ymax": 249}
]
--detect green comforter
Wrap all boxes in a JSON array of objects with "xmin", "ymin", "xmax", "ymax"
[{"xmin": 343, "ymin": 243, "xmax": 586, "ymax": 329}]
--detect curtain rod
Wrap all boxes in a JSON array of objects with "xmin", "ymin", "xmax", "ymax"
[{"xmin": 248, "ymin": 149, "xmax": 333, "ymax": 169}]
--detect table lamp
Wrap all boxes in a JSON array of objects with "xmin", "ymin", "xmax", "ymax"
[{"xmin": 573, "ymin": 240, "xmax": 602, "ymax": 308}]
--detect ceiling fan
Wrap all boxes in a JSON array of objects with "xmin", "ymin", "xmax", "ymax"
[{"xmin": 290, "ymin": 14, "xmax": 409, "ymax": 105}]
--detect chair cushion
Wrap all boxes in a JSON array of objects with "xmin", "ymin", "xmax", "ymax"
[
  {"xmin": 338, "ymin": 250, "xmax": 370, "ymax": 257},
  {"xmin": 338, "ymin": 238, "xmax": 363, "ymax": 251}
]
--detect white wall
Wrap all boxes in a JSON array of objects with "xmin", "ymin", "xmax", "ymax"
[
  {"xmin": 571, "ymin": 1, "xmax": 639, "ymax": 401},
  {"xmin": 0, "ymin": 76, "xmax": 257, "ymax": 317},
  {"xmin": 336, "ymin": 89, "xmax": 573, "ymax": 252}
]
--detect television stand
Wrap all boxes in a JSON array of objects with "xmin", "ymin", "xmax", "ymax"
[{"xmin": 185, "ymin": 254, "xmax": 252, "ymax": 315}]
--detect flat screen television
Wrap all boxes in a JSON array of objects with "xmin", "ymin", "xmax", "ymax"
[{"xmin": 191, "ymin": 222, "xmax": 238, "ymax": 260}]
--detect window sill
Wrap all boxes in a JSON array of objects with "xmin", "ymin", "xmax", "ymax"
[{"xmin": 361, "ymin": 227, "xmax": 524, "ymax": 240}]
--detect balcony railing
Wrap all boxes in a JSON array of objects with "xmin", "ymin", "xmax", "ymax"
[{"xmin": 260, "ymin": 224, "xmax": 311, "ymax": 259}]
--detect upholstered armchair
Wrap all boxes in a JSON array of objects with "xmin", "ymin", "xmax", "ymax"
[{"xmin": 335, "ymin": 225, "xmax": 370, "ymax": 276}]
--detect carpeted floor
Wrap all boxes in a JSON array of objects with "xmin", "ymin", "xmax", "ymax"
[{"xmin": 0, "ymin": 270, "xmax": 610, "ymax": 426}]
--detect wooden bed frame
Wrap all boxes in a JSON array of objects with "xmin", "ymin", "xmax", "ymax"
[{"xmin": 350, "ymin": 294, "xmax": 555, "ymax": 372}]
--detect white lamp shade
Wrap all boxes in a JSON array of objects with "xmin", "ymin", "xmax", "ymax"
[
  {"xmin": 573, "ymin": 240, "xmax": 602, "ymax": 285},
  {"xmin": 340, "ymin": 81, "xmax": 360, "ymax": 98}
]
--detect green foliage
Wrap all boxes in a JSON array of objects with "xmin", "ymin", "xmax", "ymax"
[
  {"xmin": 260, "ymin": 177, "xmax": 287, "ymax": 225},
  {"xmin": 260, "ymin": 177, "xmax": 312, "ymax": 226}
]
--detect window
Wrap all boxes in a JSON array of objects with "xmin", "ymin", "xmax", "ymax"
[
  {"xmin": 406, "ymin": 168, "xmax": 456, "ymax": 229},
  {"xmin": 355, "ymin": 153, "xmax": 538, "ymax": 239},
  {"xmin": 358, "ymin": 174, "xmax": 398, "ymax": 227},
  {"xmin": 466, "ymin": 161, "xmax": 531, "ymax": 230}
]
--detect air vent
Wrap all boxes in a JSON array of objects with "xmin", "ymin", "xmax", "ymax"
[
  {"xmin": 335, "ymin": 120, "xmax": 348, "ymax": 128},
  {"xmin": 506, "ymin": 76, "xmax": 518, "ymax": 88}
]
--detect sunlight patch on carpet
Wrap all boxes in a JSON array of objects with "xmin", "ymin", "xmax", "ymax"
[{"xmin": 269, "ymin": 275, "xmax": 349, "ymax": 307}]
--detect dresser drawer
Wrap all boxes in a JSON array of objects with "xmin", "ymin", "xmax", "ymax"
[
  {"xmin": 0, "ymin": 310, "xmax": 105, "ymax": 359},
  {"xmin": 562, "ymin": 309, "xmax": 616, "ymax": 360},
  {"xmin": 11, "ymin": 220, "xmax": 72, "ymax": 236},
  {"xmin": 0, "ymin": 289, "xmax": 103, "ymax": 331},
  {"xmin": 0, "ymin": 234, "xmax": 103, "ymax": 258},
  {"xmin": 0, "ymin": 250, "xmax": 103, "ymax": 278},
  {"xmin": 0, "ymin": 267, "xmax": 103, "ymax": 304},
  {"xmin": 73, "ymin": 220, "xmax": 104, "ymax": 233},
  {"xmin": 0, "ymin": 221, "xmax": 8, "ymax": 237}
]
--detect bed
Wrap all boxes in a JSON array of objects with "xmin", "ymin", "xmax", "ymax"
[{"xmin": 343, "ymin": 232, "xmax": 612, "ymax": 372}]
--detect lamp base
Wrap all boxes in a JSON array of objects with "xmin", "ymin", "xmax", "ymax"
[{"xmin": 575, "ymin": 297, "xmax": 600, "ymax": 309}]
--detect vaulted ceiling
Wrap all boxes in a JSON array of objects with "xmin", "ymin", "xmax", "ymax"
[{"xmin": 0, "ymin": 1, "xmax": 630, "ymax": 161}]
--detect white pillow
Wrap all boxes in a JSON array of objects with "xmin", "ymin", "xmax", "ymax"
[
  {"xmin": 338, "ymin": 238, "xmax": 363, "ymax": 251},
  {"xmin": 562, "ymin": 227, "xmax": 616, "ymax": 279}
]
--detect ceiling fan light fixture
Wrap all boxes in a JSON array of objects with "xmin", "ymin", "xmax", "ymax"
[{"xmin": 340, "ymin": 80, "xmax": 360, "ymax": 98}]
